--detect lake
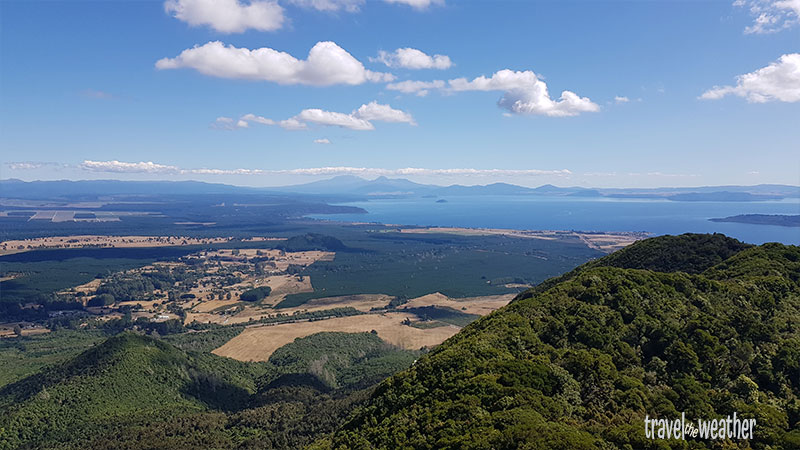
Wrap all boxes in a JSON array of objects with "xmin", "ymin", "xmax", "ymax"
[{"xmin": 311, "ymin": 196, "xmax": 800, "ymax": 245}]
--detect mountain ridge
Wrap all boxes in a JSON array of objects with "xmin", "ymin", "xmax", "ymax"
[
  {"xmin": 4, "ymin": 177, "xmax": 798, "ymax": 201},
  {"xmin": 317, "ymin": 234, "xmax": 800, "ymax": 449}
]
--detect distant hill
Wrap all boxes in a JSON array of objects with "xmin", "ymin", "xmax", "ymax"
[
  {"xmin": 0, "ymin": 333, "xmax": 267, "ymax": 449},
  {"xmin": 3, "ymin": 178, "xmax": 798, "ymax": 202},
  {"xmin": 518, "ymin": 233, "xmax": 753, "ymax": 298},
  {"xmin": 274, "ymin": 177, "xmax": 800, "ymax": 201},
  {"xmin": 666, "ymin": 191, "xmax": 782, "ymax": 202},
  {"xmin": 0, "ymin": 331, "xmax": 418, "ymax": 449},
  {"xmin": 710, "ymin": 214, "xmax": 800, "ymax": 227},
  {"xmin": 318, "ymin": 234, "xmax": 800, "ymax": 449}
]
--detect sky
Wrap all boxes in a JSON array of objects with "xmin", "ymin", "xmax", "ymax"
[{"xmin": 1, "ymin": 0, "xmax": 799, "ymax": 188}]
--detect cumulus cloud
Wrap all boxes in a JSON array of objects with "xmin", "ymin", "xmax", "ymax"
[
  {"xmin": 383, "ymin": 0, "xmax": 444, "ymax": 10},
  {"xmin": 386, "ymin": 79, "xmax": 445, "ymax": 96},
  {"xmin": 156, "ymin": 41, "xmax": 393, "ymax": 86},
  {"xmin": 297, "ymin": 109, "xmax": 375, "ymax": 130},
  {"xmin": 212, "ymin": 116, "xmax": 243, "ymax": 130},
  {"xmin": 231, "ymin": 102, "xmax": 415, "ymax": 131},
  {"xmin": 373, "ymin": 48, "xmax": 452, "ymax": 70},
  {"xmin": 79, "ymin": 161, "xmax": 571, "ymax": 178},
  {"xmin": 700, "ymin": 53, "xmax": 800, "ymax": 103},
  {"xmin": 614, "ymin": 96, "xmax": 630, "ymax": 103},
  {"xmin": 313, "ymin": 138, "xmax": 332, "ymax": 144},
  {"xmin": 164, "ymin": 0, "xmax": 284, "ymax": 33},
  {"xmin": 288, "ymin": 0, "xmax": 364, "ymax": 12},
  {"xmin": 7, "ymin": 162, "xmax": 42, "ymax": 170},
  {"xmin": 81, "ymin": 160, "xmax": 267, "ymax": 175},
  {"xmin": 353, "ymin": 101, "xmax": 416, "ymax": 124},
  {"xmin": 450, "ymin": 70, "xmax": 599, "ymax": 117},
  {"xmin": 277, "ymin": 117, "xmax": 309, "ymax": 130},
  {"xmin": 387, "ymin": 70, "xmax": 598, "ymax": 117},
  {"xmin": 735, "ymin": 0, "xmax": 800, "ymax": 34},
  {"xmin": 238, "ymin": 113, "xmax": 308, "ymax": 130},
  {"xmin": 81, "ymin": 160, "xmax": 181, "ymax": 174},
  {"xmin": 6, "ymin": 162, "xmax": 52, "ymax": 170},
  {"xmin": 5, "ymin": 161, "xmax": 72, "ymax": 171}
]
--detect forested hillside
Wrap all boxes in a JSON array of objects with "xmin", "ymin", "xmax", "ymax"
[
  {"xmin": 2, "ymin": 234, "xmax": 798, "ymax": 449},
  {"xmin": 0, "ymin": 332, "xmax": 418, "ymax": 449},
  {"xmin": 319, "ymin": 234, "xmax": 800, "ymax": 449}
]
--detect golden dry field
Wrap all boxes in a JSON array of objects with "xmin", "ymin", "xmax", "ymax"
[{"xmin": 213, "ymin": 312, "xmax": 462, "ymax": 361}]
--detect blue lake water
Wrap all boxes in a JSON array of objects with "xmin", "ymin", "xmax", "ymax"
[{"xmin": 311, "ymin": 196, "xmax": 800, "ymax": 245}]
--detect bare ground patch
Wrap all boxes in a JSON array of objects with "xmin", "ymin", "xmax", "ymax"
[
  {"xmin": 399, "ymin": 292, "xmax": 515, "ymax": 315},
  {"xmin": 212, "ymin": 312, "xmax": 460, "ymax": 362},
  {"xmin": 301, "ymin": 294, "xmax": 393, "ymax": 312}
]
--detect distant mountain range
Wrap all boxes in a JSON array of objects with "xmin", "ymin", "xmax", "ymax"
[
  {"xmin": 274, "ymin": 175, "xmax": 800, "ymax": 201},
  {"xmin": 2, "ymin": 177, "xmax": 799, "ymax": 202}
]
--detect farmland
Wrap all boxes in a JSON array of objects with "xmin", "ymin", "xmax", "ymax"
[
  {"xmin": 0, "ymin": 219, "xmax": 620, "ymax": 378},
  {"xmin": 212, "ymin": 312, "xmax": 462, "ymax": 361}
]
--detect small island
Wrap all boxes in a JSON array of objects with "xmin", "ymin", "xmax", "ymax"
[
  {"xmin": 709, "ymin": 214, "xmax": 800, "ymax": 227},
  {"xmin": 436, "ymin": 199, "xmax": 448, "ymax": 203}
]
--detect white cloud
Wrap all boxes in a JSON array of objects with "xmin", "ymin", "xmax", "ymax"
[
  {"xmin": 278, "ymin": 117, "xmax": 310, "ymax": 130},
  {"xmin": 81, "ymin": 160, "xmax": 181, "ymax": 174},
  {"xmin": 212, "ymin": 116, "xmax": 247, "ymax": 130},
  {"xmin": 298, "ymin": 109, "xmax": 375, "ymax": 130},
  {"xmin": 288, "ymin": 0, "xmax": 364, "ymax": 12},
  {"xmin": 164, "ymin": 0, "xmax": 284, "ymax": 33},
  {"xmin": 373, "ymin": 48, "xmax": 452, "ymax": 70},
  {"xmin": 383, "ymin": 0, "xmax": 444, "ymax": 10},
  {"xmin": 240, "ymin": 113, "xmax": 274, "ymax": 126},
  {"xmin": 233, "ymin": 102, "xmax": 414, "ymax": 131},
  {"xmin": 227, "ymin": 114, "xmax": 309, "ymax": 130},
  {"xmin": 353, "ymin": 101, "xmax": 416, "ymax": 124},
  {"xmin": 78, "ymin": 161, "xmax": 571, "ymax": 178},
  {"xmin": 614, "ymin": 96, "xmax": 630, "ymax": 104},
  {"xmin": 313, "ymin": 138, "xmax": 332, "ymax": 144},
  {"xmin": 5, "ymin": 161, "xmax": 68, "ymax": 170},
  {"xmin": 735, "ymin": 0, "xmax": 800, "ymax": 34},
  {"xmin": 387, "ymin": 70, "xmax": 598, "ymax": 117},
  {"xmin": 700, "ymin": 53, "xmax": 800, "ymax": 103},
  {"xmin": 6, "ymin": 162, "xmax": 43, "ymax": 170},
  {"xmin": 385, "ymin": 79, "xmax": 445, "ymax": 96},
  {"xmin": 449, "ymin": 69, "xmax": 599, "ymax": 117},
  {"xmin": 156, "ymin": 41, "xmax": 394, "ymax": 86}
]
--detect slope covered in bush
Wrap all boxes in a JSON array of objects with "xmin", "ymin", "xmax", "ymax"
[
  {"xmin": 518, "ymin": 233, "xmax": 752, "ymax": 301},
  {"xmin": 320, "ymin": 238, "xmax": 799, "ymax": 449},
  {"xmin": 0, "ymin": 331, "xmax": 419, "ymax": 449},
  {"xmin": 0, "ymin": 333, "xmax": 267, "ymax": 449}
]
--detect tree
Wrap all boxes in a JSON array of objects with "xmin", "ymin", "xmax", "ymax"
[{"xmin": 13, "ymin": 324, "xmax": 22, "ymax": 337}]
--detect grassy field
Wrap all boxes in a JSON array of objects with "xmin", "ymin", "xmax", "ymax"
[{"xmin": 213, "ymin": 312, "xmax": 462, "ymax": 361}]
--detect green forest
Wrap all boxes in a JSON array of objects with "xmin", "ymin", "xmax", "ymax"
[
  {"xmin": 320, "ymin": 234, "xmax": 800, "ymax": 449},
  {"xmin": 1, "ymin": 233, "xmax": 798, "ymax": 449}
]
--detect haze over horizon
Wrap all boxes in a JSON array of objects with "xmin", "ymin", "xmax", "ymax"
[
  {"xmin": 2, "ymin": 0, "xmax": 799, "ymax": 188},
  {"xmin": 3, "ymin": 174, "xmax": 800, "ymax": 191}
]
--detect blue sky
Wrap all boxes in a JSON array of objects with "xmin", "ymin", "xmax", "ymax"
[{"xmin": 1, "ymin": 0, "xmax": 798, "ymax": 188}]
